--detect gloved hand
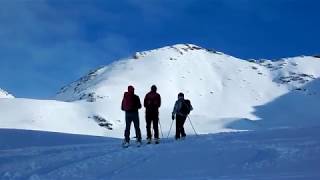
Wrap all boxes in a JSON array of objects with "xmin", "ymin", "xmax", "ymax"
[{"xmin": 172, "ymin": 114, "xmax": 175, "ymax": 120}]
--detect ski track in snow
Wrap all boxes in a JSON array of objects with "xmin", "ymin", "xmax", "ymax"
[
  {"xmin": 1, "ymin": 143, "xmax": 119, "ymax": 179},
  {"xmin": 1, "ymin": 128, "xmax": 320, "ymax": 180}
]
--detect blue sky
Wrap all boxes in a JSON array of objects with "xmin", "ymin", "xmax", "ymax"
[{"xmin": 0, "ymin": 0, "xmax": 319, "ymax": 99}]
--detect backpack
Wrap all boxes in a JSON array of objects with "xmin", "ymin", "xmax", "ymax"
[
  {"xmin": 122, "ymin": 92, "xmax": 135, "ymax": 111},
  {"xmin": 179, "ymin": 99, "xmax": 191, "ymax": 116},
  {"xmin": 145, "ymin": 92, "xmax": 160, "ymax": 109}
]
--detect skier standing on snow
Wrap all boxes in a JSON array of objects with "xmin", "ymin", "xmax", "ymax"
[
  {"xmin": 144, "ymin": 85, "xmax": 161, "ymax": 144},
  {"xmin": 172, "ymin": 92, "xmax": 193, "ymax": 140},
  {"xmin": 121, "ymin": 85, "xmax": 142, "ymax": 147}
]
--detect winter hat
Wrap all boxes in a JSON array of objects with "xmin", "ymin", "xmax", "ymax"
[
  {"xmin": 151, "ymin": 85, "xmax": 157, "ymax": 92},
  {"xmin": 128, "ymin": 85, "xmax": 135, "ymax": 93},
  {"xmin": 178, "ymin": 92, "xmax": 184, "ymax": 98}
]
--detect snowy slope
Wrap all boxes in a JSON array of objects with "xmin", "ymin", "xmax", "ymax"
[
  {"xmin": 0, "ymin": 44, "xmax": 320, "ymax": 137},
  {"xmin": 1, "ymin": 128, "xmax": 319, "ymax": 179},
  {"xmin": 0, "ymin": 88, "xmax": 14, "ymax": 98},
  {"xmin": 0, "ymin": 98, "xmax": 122, "ymax": 136}
]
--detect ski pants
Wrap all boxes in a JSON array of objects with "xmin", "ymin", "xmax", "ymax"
[
  {"xmin": 124, "ymin": 111, "xmax": 141, "ymax": 142},
  {"xmin": 176, "ymin": 114, "xmax": 187, "ymax": 139},
  {"xmin": 145, "ymin": 109, "xmax": 159, "ymax": 139}
]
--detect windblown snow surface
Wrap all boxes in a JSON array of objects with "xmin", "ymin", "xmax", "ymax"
[{"xmin": 0, "ymin": 44, "xmax": 320, "ymax": 179}]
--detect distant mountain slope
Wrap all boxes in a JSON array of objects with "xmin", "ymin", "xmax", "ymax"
[
  {"xmin": 0, "ymin": 98, "xmax": 120, "ymax": 136},
  {"xmin": 0, "ymin": 88, "xmax": 14, "ymax": 98}
]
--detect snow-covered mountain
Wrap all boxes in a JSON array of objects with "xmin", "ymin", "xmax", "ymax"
[
  {"xmin": 0, "ymin": 88, "xmax": 14, "ymax": 98},
  {"xmin": 56, "ymin": 44, "xmax": 320, "ymax": 131},
  {"xmin": 56, "ymin": 44, "xmax": 320, "ymax": 103},
  {"xmin": 0, "ymin": 44, "xmax": 320, "ymax": 137}
]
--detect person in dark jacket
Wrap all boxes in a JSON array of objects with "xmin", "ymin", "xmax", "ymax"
[
  {"xmin": 172, "ymin": 92, "xmax": 193, "ymax": 140},
  {"xmin": 121, "ymin": 85, "xmax": 142, "ymax": 146},
  {"xmin": 144, "ymin": 85, "xmax": 161, "ymax": 144}
]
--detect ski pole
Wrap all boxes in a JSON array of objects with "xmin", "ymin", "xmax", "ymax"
[
  {"xmin": 158, "ymin": 119, "xmax": 164, "ymax": 139},
  {"xmin": 167, "ymin": 120, "xmax": 174, "ymax": 139},
  {"xmin": 151, "ymin": 125, "xmax": 153, "ymax": 138},
  {"xmin": 187, "ymin": 116, "xmax": 198, "ymax": 136}
]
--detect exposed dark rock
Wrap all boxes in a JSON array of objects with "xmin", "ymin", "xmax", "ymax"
[{"xmin": 89, "ymin": 115, "xmax": 113, "ymax": 130}]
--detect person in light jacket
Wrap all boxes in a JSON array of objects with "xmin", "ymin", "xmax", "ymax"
[{"xmin": 172, "ymin": 92, "xmax": 193, "ymax": 140}]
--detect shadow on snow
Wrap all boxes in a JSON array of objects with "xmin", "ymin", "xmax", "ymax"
[{"xmin": 226, "ymin": 78, "xmax": 320, "ymax": 131}]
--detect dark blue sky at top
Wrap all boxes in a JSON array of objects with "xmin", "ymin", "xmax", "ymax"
[{"xmin": 0, "ymin": 0, "xmax": 319, "ymax": 99}]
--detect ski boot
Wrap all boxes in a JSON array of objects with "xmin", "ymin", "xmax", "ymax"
[
  {"xmin": 122, "ymin": 140, "xmax": 129, "ymax": 148},
  {"xmin": 136, "ymin": 139, "xmax": 142, "ymax": 147}
]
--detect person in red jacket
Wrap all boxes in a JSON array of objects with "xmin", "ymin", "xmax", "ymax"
[
  {"xmin": 121, "ymin": 85, "xmax": 142, "ymax": 147},
  {"xmin": 144, "ymin": 85, "xmax": 161, "ymax": 144}
]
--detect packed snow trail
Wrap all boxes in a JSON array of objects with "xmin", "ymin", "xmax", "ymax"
[{"xmin": 0, "ymin": 128, "xmax": 320, "ymax": 180}]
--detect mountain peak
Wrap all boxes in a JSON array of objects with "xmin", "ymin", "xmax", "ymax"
[
  {"xmin": 133, "ymin": 43, "xmax": 222, "ymax": 59},
  {"xmin": 0, "ymin": 88, "xmax": 14, "ymax": 98},
  {"xmin": 170, "ymin": 43, "xmax": 202, "ymax": 50}
]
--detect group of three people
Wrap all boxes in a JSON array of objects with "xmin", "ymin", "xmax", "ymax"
[{"xmin": 121, "ymin": 85, "xmax": 193, "ymax": 146}]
